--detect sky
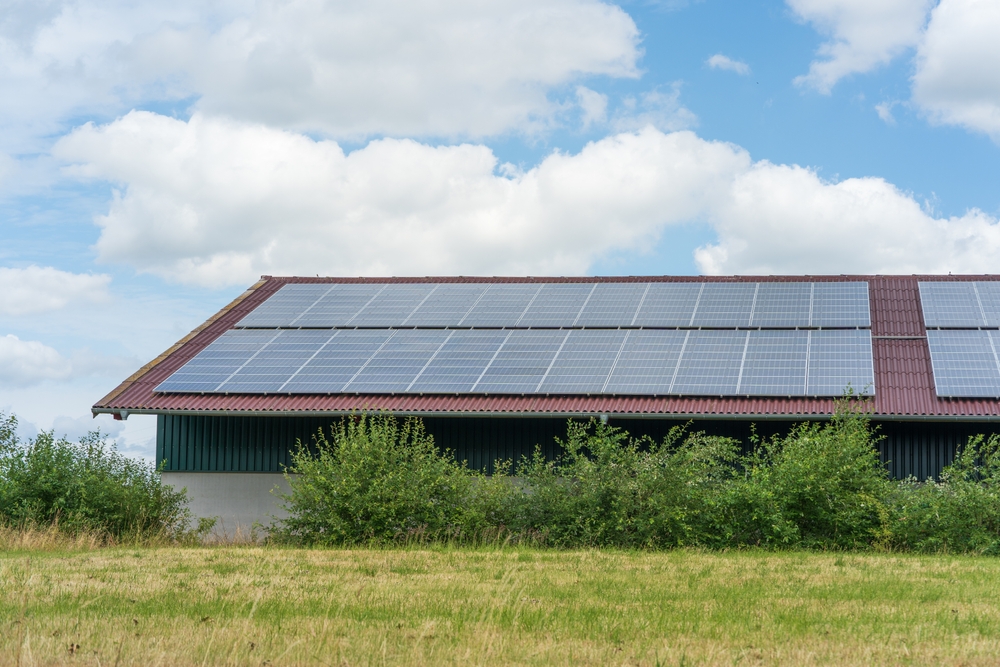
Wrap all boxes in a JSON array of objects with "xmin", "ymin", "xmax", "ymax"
[{"xmin": 2, "ymin": 0, "xmax": 1000, "ymax": 460}]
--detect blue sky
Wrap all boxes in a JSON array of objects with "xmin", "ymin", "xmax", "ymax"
[{"xmin": 2, "ymin": 0, "xmax": 999, "ymax": 458}]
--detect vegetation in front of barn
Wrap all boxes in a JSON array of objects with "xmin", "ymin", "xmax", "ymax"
[
  {"xmin": 274, "ymin": 400, "xmax": 1000, "ymax": 554},
  {"xmin": 0, "ymin": 412, "xmax": 211, "ymax": 547}
]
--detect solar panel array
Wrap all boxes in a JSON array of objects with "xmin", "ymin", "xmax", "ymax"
[
  {"xmin": 237, "ymin": 281, "xmax": 871, "ymax": 329},
  {"xmin": 920, "ymin": 282, "xmax": 1000, "ymax": 398},
  {"xmin": 156, "ymin": 327, "xmax": 874, "ymax": 396}
]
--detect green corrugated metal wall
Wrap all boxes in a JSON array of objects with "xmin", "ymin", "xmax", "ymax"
[{"xmin": 156, "ymin": 414, "xmax": 1000, "ymax": 479}]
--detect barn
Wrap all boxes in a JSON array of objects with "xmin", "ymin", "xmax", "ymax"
[{"xmin": 94, "ymin": 275, "xmax": 1000, "ymax": 534}]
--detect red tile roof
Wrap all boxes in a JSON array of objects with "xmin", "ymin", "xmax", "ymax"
[{"xmin": 93, "ymin": 274, "xmax": 1000, "ymax": 421}]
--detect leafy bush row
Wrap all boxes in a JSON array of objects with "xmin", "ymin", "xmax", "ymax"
[
  {"xmin": 274, "ymin": 403, "xmax": 1000, "ymax": 554},
  {"xmin": 0, "ymin": 412, "xmax": 196, "ymax": 542}
]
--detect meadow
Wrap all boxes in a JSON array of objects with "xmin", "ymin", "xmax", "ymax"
[{"xmin": 3, "ymin": 539, "xmax": 1000, "ymax": 666}]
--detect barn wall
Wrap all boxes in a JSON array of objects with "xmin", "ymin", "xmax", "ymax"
[{"xmin": 156, "ymin": 414, "xmax": 1000, "ymax": 480}]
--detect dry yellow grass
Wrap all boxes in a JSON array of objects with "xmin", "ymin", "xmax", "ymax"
[{"xmin": 2, "ymin": 545, "xmax": 1000, "ymax": 666}]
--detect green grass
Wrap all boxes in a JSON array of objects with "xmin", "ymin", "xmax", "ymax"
[{"xmin": 3, "ymin": 544, "xmax": 1000, "ymax": 665}]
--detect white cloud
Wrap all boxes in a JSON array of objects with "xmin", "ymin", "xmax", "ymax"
[
  {"xmin": 0, "ymin": 0, "xmax": 640, "ymax": 147},
  {"xmin": 611, "ymin": 86, "xmax": 698, "ymax": 133},
  {"xmin": 576, "ymin": 86, "xmax": 609, "ymax": 128},
  {"xmin": 875, "ymin": 100, "xmax": 898, "ymax": 123},
  {"xmin": 706, "ymin": 54, "xmax": 750, "ymax": 75},
  {"xmin": 789, "ymin": 0, "xmax": 934, "ymax": 93},
  {"xmin": 0, "ymin": 335, "xmax": 72, "ymax": 387},
  {"xmin": 0, "ymin": 265, "xmax": 111, "ymax": 316},
  {"xmin": 912, "ymin": 0, "xmax": 1000, "ymax": 140},
  {"xmin": 56, "ymin": 111, "xmax": 1000, "ymax": 282}
]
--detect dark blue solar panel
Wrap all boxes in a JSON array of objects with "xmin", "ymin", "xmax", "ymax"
[
  {"xmin": 670, "ymin": 330, "xmax": 746, "ymax": 394},
  {"xmin": 460, "ymin": 284, "xmax": 542, "ymax": 326},
  {"xmin": 408, "ymin": 330, "xmax": 509, "ymax": 393},
  {"xmin": 574, "ymin": 283, "xmax": 648, "ymax": 326},
  {"xmin": 737, "ymin": 330, "xmax": 808, "ymax": 395},
  {"xmin": 603, "ymin": 330, "xmax": 687, "ymax": 394},
  {"xmin": 538, "ymin": 330, "xmax": 627, "ymax": 393},
  {"xmin": 156, "ymin": 330, "xmax": 284, "ymax": 392},
  {"xmin": 472, "ymin": 330, "xmax": 567, "ymax": 393},
  {"xmin": 811, "ymin": 282, "xmax": 870, "ymax": 327},
  {"xmin": 237, "ymin": 284, "xmax": 331, "ymax": 327},
  {"xmin": 750, "ymin": 284, "xmax": 811, "ymax": 328},
  {"xmin": 926, "ymin": 330, "xmax": 1000, "ymax": 398},
  {"xmin": 347, "ymin": 284, "xmax": 436, "ymax": 326},
  {"xmin": 806, "ymin": 330, "xmax": 874, "ymax": 396},
  {"xmin": 691, "ymin": 284, "xmax": 756, "ymax": 327},
  {"xmin": 281, "ymin": 330, "xmax": 393, "ymax": 393},
  {"xmin": 631, "ymin": 283, "xmax": 701, "ymax": 327},
  {"xmin": 517, "ymin": 284, "xmax": 594, "ymax": 327},
  {"xmin": 293, "ymin": 284, "xmax": 387, "ymax": 327},
  {"xmin": 403, "ymin": 284, "xmax": 489, "ymax": 326}
]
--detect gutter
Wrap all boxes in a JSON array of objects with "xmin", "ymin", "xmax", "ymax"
[{"xmin": 92, "ymin": 406, "xmax": 1000, "ymax": 423}]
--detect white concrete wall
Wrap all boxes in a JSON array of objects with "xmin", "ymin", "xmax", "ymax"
[{"xmin": 161, "ymin": 472, "xmax": 291, "ymax": 541}]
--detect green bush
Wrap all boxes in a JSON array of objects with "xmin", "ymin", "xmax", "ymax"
[
  {"xmin": 496, "ymin": 420, "xmax": 739, "ymax": 548},
  {"xmin": 274, "ymin": 413, "xmax": 484, "ymax": 545},
  {"xmin": 715, "ymin": 403, "xmax": 893, "ymax": 549},
  {"xmin": 889, "ymin": 434, "xmax": 1000, "ymax": 554},
  {"xmin": 0, "ymin": 412, "xmax": 193, "ymax": 541}
]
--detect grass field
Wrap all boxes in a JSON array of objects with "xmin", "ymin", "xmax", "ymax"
[{"xmin": 3, "ymin": 542, "xmax": 1000, "ymax": 666}]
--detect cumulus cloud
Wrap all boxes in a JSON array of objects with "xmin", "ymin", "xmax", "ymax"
[
  {"xmin": 789, "ymin": 0, "xmax": 934, "ymax": 93},
  {"xmin": 0, "ymin": 0, "xmax": 640, "ymax": 147},
  {"xmin": 55, "ymin": 111, "xmax": 1000, "ymax": 281},
  {"xmin": 913, "ymin": 0, "xmax": 1000, "ymax": 140},
  {"xmin": 0, "ymin": 335, "xmax": 72, "ymax": 387},
  {"xmin": 0, "ymin": 266, "xmax": 111, "ymax": 316},
  {"xmin": 576, "ymin": 86, "xmax": 609, "ymax": 128},
  {"xmin": 611, "ymin": 86, "xmax": 698, "ymax": 133},
  {"xmin": 706, "ymin": 54, "xmax": 750, "ymax": 75}
]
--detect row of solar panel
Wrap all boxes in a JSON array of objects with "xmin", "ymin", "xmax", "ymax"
[
  {"xmin": 920, "ymin": 282, "xmax": 1000, "ymax": 328},
  {"xmin": 927, "ymin": 330, "xmax": 1000, "ymax": 398},
  {"xmin": 157, "ymin": 328, "xmax": 874, "ymax": 397},
  {"xmin": 237, "ymin": 281, "xmax": 871, "ymax": 329}
]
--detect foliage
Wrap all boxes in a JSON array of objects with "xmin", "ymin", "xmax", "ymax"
[
  {"xmin": 889, "ymin": 434, "xmax": 1000, "ymax": 554},
  {"xmin": 274, "ymin": 413, "xmax": 485, "ymax": 544},
  {"xmin": 0, "ymin": 411, "xmax": 193, "ymax": 541}
]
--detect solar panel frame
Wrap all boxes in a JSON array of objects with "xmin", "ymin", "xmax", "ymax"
[
  {"xmin": 292, "ymin": 284, "xmax": 388, "ymax": 327},
  {"xmin": 345, "ymin": 284, "xmax": 437, "ymax": 327},
  {"xmin": 750, "ymin": 283, "xmax": 812, "ymax": 328},
  {"xmin": 281, "ymin": 329, "xmax": 394, "ymax": 393},
  {"xmin": 407, "ymin": 329, "xmax": 510, "ymax": 393},
  {"xmin": 691, "ymin": 283, "xmax": 757, "ymax": 327},
  {"xmin": 342, "ymin": 329, "xmax": 452, "ymax": 393},
  {"xmin": 918, "ymin": 282, "xmax": 984, "ymax": 328},
  {"xmin": 402, "ymin": 283, "xmax": 490, "ymax": 326},
  {"xmin": 806, "ymin": 329, "xmax": 875, "ymax": 396},
  {"xmin": 670, "ymin": 330, "xmax": 746, "ymax": 395},
  {"xmin": 472, "ymin": 329, "xmax": 568, "ymax": 394},
  {"xmin": 459, "ymin": 284, "xmax": 542, "ymax": 327},
  {"xmin": 516, "ymin": 283, "xmax": 595, "ymax": 327},
  {"xmin": 737, "ymin": 329, "xmax": 809, "ymax": 395},
  {"xmin": 574, "ymin": 283, "xmax": 648, "ymax": 326},
  {"xmin": 631, "ymin": 283, "xmax": 702, "ymax": 327},
  {"xmin": 602, "ymin": 329, "xmax": 687, "ymax": 394},
  {"xmin": 810, "ymin": 282, "xmax": 871, "ymax": 328},
  {"xmin": 236, "ymin": 284, "xmax": 331, "ymax": 327}
]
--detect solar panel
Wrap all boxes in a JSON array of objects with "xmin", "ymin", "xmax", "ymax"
[
  {"xmin": 806, "ymin": 329, "xmax": 874, "ymax": 396},
  {"xmin": 691, "ymin": 283, "xmax": 757, "ymax": 327},
  {"xmin": 403, "ymin": 284, "xmax": 489, "ymax": 326},
  {"xmin": 281, "ymin": 330, "xmax": 393, "ymax": 393},
  {"xmin": 919, "ymin": 282, "xmax": 983, "ymax": 328},
  {"xmin": 926, "ymin": 330, "xmax": 1000, "ymax": 398},
  {"xmin": 811, "ymin": 282, "xmax": 870, "ymax": 327},
  {"xmin": 408, "ymin": 330, "xmax": 510, "ymax": 393},
  {"xmin": 737, "ymin": 330, "xmax": 808, "ymax": 395},
  {"xmin": 538, "ymin": 329, "xmax": 627, "ymax": 393},
  {"xmin": 671, "ymin": 330, "xmax": 747, "ymax": 394},
  {"xmin": 978, "ymin": 282, "xmax": 1000, "ymax": 327},
  {"xmin": 472, "ymin": 329, "xmax": 568, "ymax": 393},
  {"xmin": 517, "ymin": 283, "xmax": 594, "ymax": 327},
  {"xmin": 236, "ymin": 284, "xmax": 331, "ymax": 327},
  {"xmin": 602, "ymin": 330, "xmax": 687, "ymax": 394},
  {"xmin": 218, "ymin": 330, "xmax": 332, "ymax": 393},
  {"xmin": 156, "ymin": 329, "xmax": 284, "ymax": 392},
  {"xmin": 459, "ymin": 284, "xmax": 541, "ymax": 326},
  {"xmin": 343, "ymin": 329, "xmax": 452, "ymax": 392},
  {"xmin": 632, "ymin": 283, "xmax": 702, "ymax": 326},
  {"xmin": 574, "ymin": 283, "xmax": 648, "ymax": 326},
  {"xmin": 750, "ymin": 283, "xmax": 811, "ymax": 328},
  {"xmin": 347, "ymin": 284, "xmax": 436, "ymax": 326},
  {"xmin": 293, "ymin": 284, "xmax": 387, "ymax": 327}
]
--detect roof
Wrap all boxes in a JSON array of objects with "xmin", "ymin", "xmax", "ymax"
[{"xmin": 93, "ymin": 274, "xmax": 1000, "ymax": 421}]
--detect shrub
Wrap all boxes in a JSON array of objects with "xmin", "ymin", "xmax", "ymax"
[
  {"xmin": 495, "ymin": 420, "xmax": 740, "ymax": 548},
  {"xmin": 0, "ymin": 412, "xmax": 193, "ymax": 541},
  {"xmin": 274, "ymin": 413, "xmax": 483, "ymax": 545},
  {"xmin": 889, "ymin": 434, "xmax": 1000, "ymax": 554},
  {"xmin": 714, "ymin": 401, "xmax": 892, "ymax": 549}
]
